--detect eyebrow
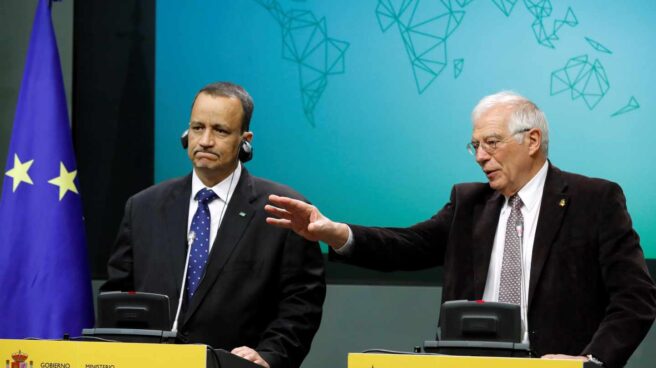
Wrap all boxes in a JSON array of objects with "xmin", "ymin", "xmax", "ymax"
[
  {"xmin": 472, "ymin": 133, "xmax": 503, "ymax": 142},
  {"xmin": 189, "ymin": 120, "xmax": 230, "ymax": 129}
]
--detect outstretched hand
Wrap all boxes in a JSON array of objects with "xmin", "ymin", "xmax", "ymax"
[{"xmin": 265, "ymin": 194, "xmax": 350, "ymax": 249}]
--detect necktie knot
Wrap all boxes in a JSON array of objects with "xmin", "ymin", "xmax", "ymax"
[
  {"xmin": 510, "ymin": 194, "xmax": 523, "ymax": 211},
  {"xmin": 195, "ymin": 188, "xmax": 218, "ymax": 204}
]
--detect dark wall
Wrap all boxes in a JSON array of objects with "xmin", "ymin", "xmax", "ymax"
[{"xmin": 73, "ymin": 0, "xmax": 155, "ymax": 278}]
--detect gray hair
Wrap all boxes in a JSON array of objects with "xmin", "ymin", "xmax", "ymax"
[{"xmin": 471, "ymin": 91, "xmax": 549, "ymax": 155}]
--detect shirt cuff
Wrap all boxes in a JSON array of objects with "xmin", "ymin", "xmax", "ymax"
[{"xmin": 333, "ymin": 225, "xmax": 354, "ymax": 256}]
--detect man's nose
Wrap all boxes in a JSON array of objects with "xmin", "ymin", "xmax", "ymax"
[
  {"xmin": 199, "ymin": 130, "xmax": 214, "ymax": 146},
  {"xmin": 475, "ymin": 145, "xmax": 490, "ymax": 164}
]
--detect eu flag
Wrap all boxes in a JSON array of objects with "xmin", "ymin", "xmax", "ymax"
[{"xmin": 0, "ymin": 0, "xmax": 94, "ymax": 338}]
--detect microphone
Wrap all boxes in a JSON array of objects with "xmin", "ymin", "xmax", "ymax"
[
  {"xmin": 171, "ymin": 231, "xmax": 195, "ymax": 333},
  {"xmin": 169, "ymin": 167, "xmax": 237, "ymax": 334},
  {"xmin": 515, "ymin": 219, "xmax": 523, "ymax": 239},
  {"xmin": 515, "ymin": 218, "xmax": 528, "ymax": 343}
]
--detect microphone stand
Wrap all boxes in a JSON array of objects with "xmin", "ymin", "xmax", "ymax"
[{"xmin": 171, "ymin": 231, "xmax": 196, "ymax": 334}]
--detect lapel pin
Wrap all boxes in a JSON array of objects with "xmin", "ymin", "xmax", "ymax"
[
  {"xmin": 559, "ymin": 198, "xmax": 567, "ymax": 207},
  {"xmin": 239, "ymin": 211, "xmax": 246, "ymax": 217}
]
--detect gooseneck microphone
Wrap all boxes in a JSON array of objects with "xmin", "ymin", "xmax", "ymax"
[
  {"xmin": 171, "ymin": 231, "xmax": 196, "ymax": 333},
  {"xmin": 169, "ymin": 168, "xmax": 238, "ymax": 334},
  {"xmin": 516, "ymin": 219, "xmax": 528, "ymax": 343}
]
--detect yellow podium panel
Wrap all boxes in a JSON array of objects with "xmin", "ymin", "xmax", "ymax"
[
  {"xmin": 0, "ymin": 339, "xmax": 206, "ymax": 368},
  {"xmin": 348, "ymin": 353, "xmax": 583, "ymax": 368}
]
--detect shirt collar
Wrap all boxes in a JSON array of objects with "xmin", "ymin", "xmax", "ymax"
[
  {"xmin": 191, "ymin": 162, "xmax": 242, "ymax": 203},
  {"xmin": 505, "ymin": 160, "xmax": 549, "ymax": 211}
]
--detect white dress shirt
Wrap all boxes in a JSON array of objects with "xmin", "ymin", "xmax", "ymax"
[
  {"xmin": 187, "ymin": 163, "xmax": 241, "ymax": 251},
  {"xmin": 483, "ymin": 160, "xmax": 549, "ymax": 342}
]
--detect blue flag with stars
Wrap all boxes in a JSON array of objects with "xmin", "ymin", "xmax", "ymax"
[{"xmin": 0, "ymin": 0, "xmax": 94, "ymax": 338}]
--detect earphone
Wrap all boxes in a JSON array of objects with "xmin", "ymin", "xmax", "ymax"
[{"xmin": 180, "ymin": 129, "xmax": 253, "ymax": 162}]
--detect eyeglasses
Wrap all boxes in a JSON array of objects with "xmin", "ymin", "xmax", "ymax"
[{"xmin": 466, "ymin": 128, "xmax": 530, "ymax": 156}]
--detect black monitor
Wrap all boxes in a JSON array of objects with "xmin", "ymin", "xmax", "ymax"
[
  {"xmin": 423, "ymin": 300, "xmax": 531, "ymax": 357},
  {"xmin": 439, "ymin": 300, "xmax": 522, "ymax": 342},
  {"xmin": 96, "ymin": 291, "xmax": 171, "ymax": 330},
  {"xmin": 82, "ymin": 291, "xmax": 176, "ymax": 343}
]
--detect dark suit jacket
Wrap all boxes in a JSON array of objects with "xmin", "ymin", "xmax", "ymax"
[
  {"xmin": 342, "ymin": 164, "xmax": 656, "ymax": 368},
  {"xmin": 102, "ymin": 169, "xmax": 326, "ymax": 368}
]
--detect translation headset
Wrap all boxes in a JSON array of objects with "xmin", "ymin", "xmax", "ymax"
[{"xmin": 180, "ymin": 129, "xmax": 253, "ymax": 163}]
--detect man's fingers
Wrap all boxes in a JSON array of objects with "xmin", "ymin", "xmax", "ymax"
[
  {"xmin": 231, "ymin": 347, "xmax": 255, "ymax": 360},
  {"xmin": 231, "ymin": 346, "xmax": 247, "ymax": 355},
  {"xmin": 265, "ymin": 217, "xmax": 293, "ymax": 228},
  {"xmin": 268, "ymin": 194, "xmax": 312, "ymax": 212},
  {"xmin": 541, "ymin": 354, "xmax": 587, "ymax": 361},
  {"xmin": 267, "ymin": 194, "xmax": 287, "ymax": 205},
  {"xmin": 230, "ymin": 347, "xmax": 270, "ymax": 368},
  {"xmin": 266, "ymin": 194, "xmax": 328, "ymax": 242},
  {"xmin": 264, "ymin": 204, "xmax": 293, "ymax": 219}
]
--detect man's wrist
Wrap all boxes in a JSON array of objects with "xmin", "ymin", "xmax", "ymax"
[
  {"xmin": 327, "ymin": 223, "xmax": 350, "ymax": 250},
  {"xmin": 332, "ymin": 225, "xmax": 354, "ymax": 255}
]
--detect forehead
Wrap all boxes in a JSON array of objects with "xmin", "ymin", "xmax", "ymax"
[
  {"xmin": 472, "ymin": 105, "xmax": 512, "ymax": 138},
  {"xmin": 191, "ymin": 93, "xmax": 243, "ymax": 125}
]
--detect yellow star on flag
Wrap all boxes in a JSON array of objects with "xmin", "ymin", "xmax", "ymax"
[
  {"xmin": 48, "ymin": 162, "xmax": 79, "ymax": 200},
  {"xmin": 5, "ymin": 154, "xmax": 34, "ymax": 192}
]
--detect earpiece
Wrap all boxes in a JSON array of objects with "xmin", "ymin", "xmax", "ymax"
[
  {"xmin": 181, "ymin": 129, "xmax": 189, "ymax": 149},
  {"xmin": 180, "ymin": 129, "xmax": 253, "ymax": 162},
  {"xmin": 239, "ymin": 139, "xmax": 253, "ymax": 162}
]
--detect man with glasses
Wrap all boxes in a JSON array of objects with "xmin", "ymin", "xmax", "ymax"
[{"xmin": 265, "ymin": 91, "xmax": 656, "ymax": 368}]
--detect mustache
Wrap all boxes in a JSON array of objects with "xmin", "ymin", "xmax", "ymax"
[{"xmin": 193, "ymin": 149, "xmax": 219, "ymax": 158}]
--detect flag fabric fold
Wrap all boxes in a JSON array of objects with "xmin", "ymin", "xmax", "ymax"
[{"xmin": 0, "ymin": 0, "xmax": 94, "ymax": 338}]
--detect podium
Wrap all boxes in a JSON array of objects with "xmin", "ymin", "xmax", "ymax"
[
  {"xmin": 348, "ymin": 353, "xmax": 594, "ymax": 368},
  {"xmin": 0, "ymin": 339, "xmax": 258, "ymax": 368}
]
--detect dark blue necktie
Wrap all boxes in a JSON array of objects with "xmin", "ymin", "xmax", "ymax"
[{"xmin": 186, "ymin": 188, "xmax": 218, "ymax": 299}]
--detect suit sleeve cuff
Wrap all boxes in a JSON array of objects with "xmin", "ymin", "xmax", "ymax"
[{"xmin": 257, "ymin": 351, "xmax": 282, "ymax": 368}]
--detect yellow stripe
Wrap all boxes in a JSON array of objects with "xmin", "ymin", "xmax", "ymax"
[{"xmin": 348, "ymin": 353, "xmax": 583, "ymax": 368}]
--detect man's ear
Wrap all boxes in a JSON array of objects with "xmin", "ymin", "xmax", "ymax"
[
  {"xmin": 242, "ymin": 131, "xmax": 253, "ymax": 143},
  {"xmin": 527, "ymin": 128, "xmax": 542, "ymax": 156}
]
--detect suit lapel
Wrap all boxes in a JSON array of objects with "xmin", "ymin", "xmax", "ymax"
[
  {"xmin": 160, "ymin": 176, "xmax": 192, "ymax": 304},
  {"xmin": 183, "ymin": 169, "xmax": 257, "ymax": 323},
  {"xmin": 528, "ymin": 164, "xmax": 569, "ymax": 307},
  {"xmin": 472, "ymin": 191, "xmax": 504, "ymax": 298}
]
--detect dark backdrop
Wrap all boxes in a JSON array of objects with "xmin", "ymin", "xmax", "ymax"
[{"xmin": 73, "ymin": 0, "xmax": 154, "ymax": 279}]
